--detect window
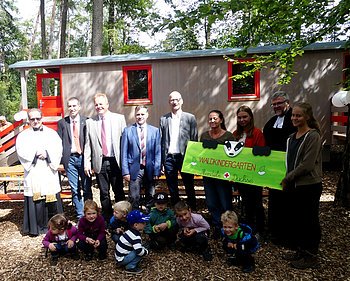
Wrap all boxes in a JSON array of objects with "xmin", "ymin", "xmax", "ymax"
[
  {"xmin": 227, "ymin": 59, "xmax": 260, "ymax": 101},
  {"xmin": 123, "ymin": 65, "xmax": 152, "ymax": 105}
]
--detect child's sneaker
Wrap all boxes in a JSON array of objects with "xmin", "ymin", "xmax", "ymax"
[
  {"xmin": 227, "ymin": 256, "xmax": 238, "ymax": 266},
  {"xmin": 125, "ymin": 267, "xmax": 143, "ymax": 274},
  {"xmin": 50, "ymin": 256, "xmax": 58, "ymax": 266},
  {"xmin": 242, "ymin": 264, "xmax": 255, "ymax": 273},
  {"xmin": 202, "ymin": 248, "xmax": 213, "ymax": 261},
  {"xmin": 85, "ymin": 252, "xmax": 93, "ymax": 261}
]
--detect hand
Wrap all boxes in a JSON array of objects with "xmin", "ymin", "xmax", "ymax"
[
  {"xmin": 48, "ymin": 243, "xmax": 57, "ymax": 252},
  {"xmin": 67, "ymin": 240, "xmax": 74, "ymax": 248},
  {"xmin": 116, "ymin": 227, "xmax": 124, "ymax": 234},
  {"xmin": 280, "ymin": 179, "xmax": 288, "ymax": 191},
  {"xmin": 158, "ymin": 223, "xmax": 168, "ymax": 231},
  {"xmin": 184, "ymin": 228, "xmax": 195, "ymax": 237},
  {"xmin": 36, "ymin": 150, "xmax": 47, "ymax": 160},
  {"xmin": 94, "ymin": 240, "xmax": 100, "ymax": 248},
  {"xmin": 84, "ymin": 168, "xmax": 93, "ymax": 177},
  {"xmin": 86, "ymin": 237, "xmax": 95, "ymax": 245},
  {"xmin": 153, "ymin": 176, "xmax": 159, "ymax": 180},
  {"xmin": 123, "ymin": 175, "xmax": 130, "ymax": 182}
]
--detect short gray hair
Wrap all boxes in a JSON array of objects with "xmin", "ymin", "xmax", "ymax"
[{"xmin": 271, "ymin": 90, "xmax": 289, "ymax": 102}]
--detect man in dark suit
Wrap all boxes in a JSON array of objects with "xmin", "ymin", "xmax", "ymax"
[
  {"xmin": 84, "ymin": 93, "xmax": 126, "ymax": 222},
  {"xmin": 263, "ymin": 90, "xmax": 296, "ymax": 245},
  {"xmin": 121, "ymin": 105, "xmax": 161, "ymax": 210},
  {"xmin": 160, "ymin": 91, "xmax": 198, "ymax": 210},
  {"xmin": 57, "ymin": 97, "xmax": 92, "ymax": 219}
]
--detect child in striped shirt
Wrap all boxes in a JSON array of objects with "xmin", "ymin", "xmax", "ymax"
[{"xmin": 115, "ymin": 210, "xmax": 149, "ymax": 274}]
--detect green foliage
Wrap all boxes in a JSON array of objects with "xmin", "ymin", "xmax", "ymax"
[{"xmin": 159, "ymin": 28, "xmax": 201, "ymax": 52}]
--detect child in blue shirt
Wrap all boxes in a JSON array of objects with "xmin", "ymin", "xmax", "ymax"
[
  {"xmin": 109, "ymin": 201, "xmax": 132, "ymax": 244},
  {"xmin": 221, "ymin": 210, "xmax": 259, "ymax": 273}
]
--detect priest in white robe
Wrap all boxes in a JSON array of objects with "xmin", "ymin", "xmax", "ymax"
[{"xmin": 16, "ymin": 108, "xmax": 63, "ymax": 236}]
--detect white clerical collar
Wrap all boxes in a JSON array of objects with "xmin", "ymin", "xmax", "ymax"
[{"xmin": 171, "ymin": 110, "xmax": 182, "ymax": 119}]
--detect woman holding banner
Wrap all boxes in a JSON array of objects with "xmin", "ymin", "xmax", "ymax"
[
  {"xmin": 280, "ymin": 102, "xmax": 322, "ymax": 269},
  {"xmin": 233, "ymin": 105, "xmax": 266, "ymax": 239},
  {"xmin": 200, "ymin": 110, "xmax": 235, "ymax": 239}
]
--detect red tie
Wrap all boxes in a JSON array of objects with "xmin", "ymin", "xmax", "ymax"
[
  {"xmin": 73, "ymin": 121, "xmax": 82, "ymax": 154},
  {"xmin": 140, "ymin": 126, "xmax": 146, "ymax": 166},
  {"xmin": 101, "ymin": 116, "xmax": 108, "ymax": 156}
]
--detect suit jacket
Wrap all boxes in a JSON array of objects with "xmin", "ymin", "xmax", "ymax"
[
  {"xmin": 57, "ymin": 115, "xmax": 88, "ymax": 169},
  {"xmin": 121, "ymin": 123, "xmax": 161, "ymax": 181},
  {"xmin": 263, "ymin": 107, "xmax": 296, "ymax": 151},
  {"xmin": 84, "ymin": 111, "xmax": 126, "ymax": 174},
  {"xmin": 160, "ymin": 111, "xmax": 198, "ymax": 164}
]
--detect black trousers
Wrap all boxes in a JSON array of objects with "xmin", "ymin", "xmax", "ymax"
[{"xmin": 96, "ymin": 157, "xmax": 125, "ymax": 222}]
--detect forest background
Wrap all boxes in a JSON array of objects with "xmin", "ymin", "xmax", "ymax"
[{"xmin": 0, "ymin": 0, "xmax": 350, "ymax": 206}]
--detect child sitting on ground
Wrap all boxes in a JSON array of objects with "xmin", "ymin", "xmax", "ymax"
[
  {"xmin": 77, "ymin": 200, "xmax": 108, "ymax": 261},
  {"xmin": 221, "ymin": 210, "xmax": 259, "ymax": 273},
  {"xmin": 115, "ymin": 210, "xmax": 150, "ymax": 274},
  {"xmin": 42, "ymin": 213, "xmax": 79, "ymax": 266},
  {"xmin": 174, "ymin": 200, "xmax": 213, "ymax": 261},
  {"xmin": 109, "ymin": 201, "xmax": 132, "ymax": 244},
  {"xmin": 145, "ymin": 192, "xmax": 177, "ymax": 250}
]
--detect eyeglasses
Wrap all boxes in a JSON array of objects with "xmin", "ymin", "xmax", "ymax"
[
  {"xmin": 29, "ymin": 117, "xmax": 42, "ymax": 121},
  {"xmin": 170, "ymin": 98, "xmax": 181, "ymax": 103},
  {"xmin": 271, "ymin": 101, "xmax": 286, "ymax": 107}
]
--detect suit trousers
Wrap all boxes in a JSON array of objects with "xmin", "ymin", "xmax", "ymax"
[
  {"xmin": 66, "ymin": 154, "xmax": 92, "ymax": 219},
  {"xmin": 128, "ymin": 167, "xmax": 155, "ymax": 210},
  {"xmin": 96, "ymin": 157, "xmax": 125, "ymax": 222},
  {"xmin": 164, "ymin": 153, "xmax": 196, "ymax": 210}
]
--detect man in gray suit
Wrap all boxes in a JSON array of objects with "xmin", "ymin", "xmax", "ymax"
[
  {"xmin": 84, "ymin": 93, "xmax": 126, "ymax": 222},
  {"xmin": 160, "ymin": 91, "xmax": 198, "ymax": 210},
  {"xmin": 57, "ymin": 97, "xmax": 92, "ymax": 219}
]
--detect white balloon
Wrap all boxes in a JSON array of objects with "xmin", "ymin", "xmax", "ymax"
[{"xmin": 332, "ymin": 90, "xmax": 350, "ymax": 107}]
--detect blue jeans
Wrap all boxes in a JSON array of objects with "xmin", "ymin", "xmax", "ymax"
[
  {"xmin": 66, "ymin": 154, "xmax": 92, "ymax": 219},
  {"xmin": 203, "ymin": 177, "xmax": 233, "ymax": 227},
  {"xmin": 119, "ymin": 250, "xmax": 142, "ymax": 270}
]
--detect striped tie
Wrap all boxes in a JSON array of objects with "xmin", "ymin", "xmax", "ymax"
[{"xmin": 140, "ymin": 126, "xmax": 146, "ymax": 166}]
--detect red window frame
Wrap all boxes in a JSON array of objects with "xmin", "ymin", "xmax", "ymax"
[
  {"xmin": 123, "ymin": 65, "xmax": 152, "ymax": 105},
  {"xmin": 227, "ymin": 59, "xmax": 260, "ymax": 101}
]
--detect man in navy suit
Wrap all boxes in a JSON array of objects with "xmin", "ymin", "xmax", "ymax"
[
  {"xmin": 84, "ymin": 93, "xmax": 126, "ymax": 222},
  {"xmin": 160, "ymin": 91, "xmax": 198, "ymax": 210},
  {"xmin": 57, "ymin": 97, "xmax": 92, "ymax": 219},
  {"xmin": 121, "ymin": 105, "xmax": 161, "ymax": 210}
]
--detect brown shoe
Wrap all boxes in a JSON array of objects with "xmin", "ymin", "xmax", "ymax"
[{"xmin": 290, "ymin": 254, "xmax": 320, "ymax": 269}]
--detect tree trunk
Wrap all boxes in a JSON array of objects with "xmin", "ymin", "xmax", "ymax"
[
  {"xmin": 107, "ymin": 0, "xmax": 115, "ymax": 55},
  {"xmin": 59, "ymin": 0, "xmax": 69, "ymax": 58},
  {"xmin": 48, "ymin": 0, "xmax": 57, "ymax": 59},
  {"xmin": 40, "ymin": 0, "xmax": 47, "ymax": 59},
  {"xmin": 91, "ymin": 0, "xmax": 103, "ymax": 56},
  {"xmin": 334, "ymin": 104, "xmax": 350, "ymax": 209}
]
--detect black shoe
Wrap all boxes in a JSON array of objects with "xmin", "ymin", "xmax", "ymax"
[
  {"xmin": 202, "ymin": 249, "xmax": 213, "ymax": 261},
  {"xmin": 71, "ymin": 252, "xmax": 80, "ymax": 260},
  {"xmin": 125, "ymin": 267, "xmax": 143, "ymax": 274},
  {"xmin": 98, "ymin": 253, "xmax": 107, "ymax": 260},
  {"xmin": 242, "ymin": 265, "xmax": 255, "ymax": 273},
  {"xmin": 283, "ymin": 250, "xmax": 304, "ymax": 262},
  {"xmin": 50, "ymin": 256, "xmax": 58, "ymax": 266},
  {"xmin": 85, "ymin": 253, "xmax": 93, "ymax": 261},
  {"xmin": 227, "ymin": 256, "xmax": 238, "ymax": 266},
  {"xmin": 290, "ymin": 254, "xmax": 320, "ymax": 269}
]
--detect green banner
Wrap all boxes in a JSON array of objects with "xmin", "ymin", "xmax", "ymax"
[{"xmin": 182, "ymin": 141, "xmax": 286, "ymax": 190}]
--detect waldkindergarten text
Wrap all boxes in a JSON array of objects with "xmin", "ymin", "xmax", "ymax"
[{"xmin": 198, "ymin": 157, "xmax": 256, "ymax": 171}]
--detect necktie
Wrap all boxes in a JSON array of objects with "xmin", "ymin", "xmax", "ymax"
[
  {"xmin": 140, "ymin": 126, "xmax": 146, "ymax": 166},
  {"xmin": 73, "ymin": 121, "xmax": 82, "ymax": 154},
  {"xmin": 101, "ymin": 116, "xmax": 108, "ymax": 156}
]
